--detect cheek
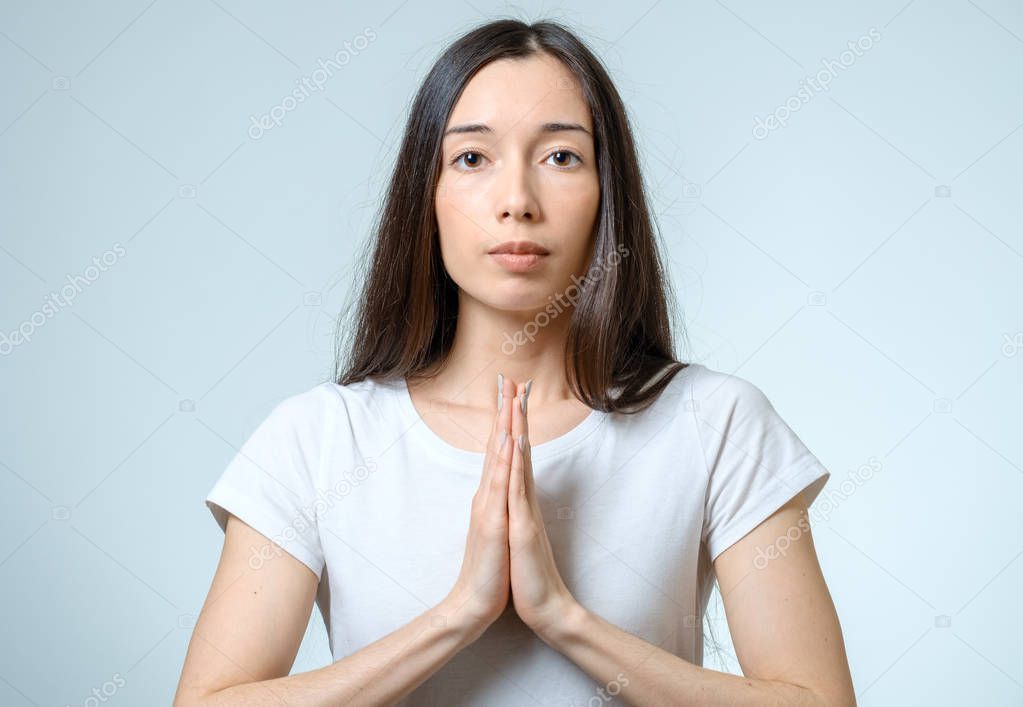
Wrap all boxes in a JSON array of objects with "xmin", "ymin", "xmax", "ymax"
[
  {"xmin": 435, "ymin": 177, "xmax": 486, "ymax": 237},
  {"xmin": 549, "ymin": 174, "xmax": 599, "ymax": 219},
  {"xmin": 435, "ymin": 182, "xmax": 464, "ymax": 249},
  {"xmin": 435, "ymin": 180, "xmax": 485, "ymax": 281},
  {"xmin": 551, "ymin": 179, "xmax": 600, "ymax": 261}
]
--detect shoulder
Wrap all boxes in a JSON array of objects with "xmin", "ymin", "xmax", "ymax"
[
  {"xmin": 651, "ymin": 362, "xmax": 769, "ymax": 416},
  {"xmin": 654, "ymin": 363, "xmax": 784, "ymax": 446},
  {"xmin": 271, "ymin": 376, "xmax": 399, "ymax": 432},
  {"xmin": 253, "ymin": 379, "xmax": 373, "ymax": 440},
  {"xmin": 242, "ymin": 378, "xmax": 390, "ymax": 461},
  {"xmin": 266, "ymin": 381, "xmax": 342, "ymax": 424},
  {"xmin": 685, "ymin": 364, "xmax": 774, "ymax": 419}
]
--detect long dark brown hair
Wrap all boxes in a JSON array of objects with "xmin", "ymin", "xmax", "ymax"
[{"xmin": 333, "ymin": 18, "xmax": 690, "ymax": 413}]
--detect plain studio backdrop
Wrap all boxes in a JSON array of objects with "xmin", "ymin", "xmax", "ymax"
[{"xmin": 1, "ymin": 1, "xmax": 1021, "ymax": 704}]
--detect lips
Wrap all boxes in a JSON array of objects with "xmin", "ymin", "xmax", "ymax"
[
  {"xmin": 488, "ymin": 240, "xmax": 550, "ymax": 255},
  {"xmin": 489, "ymin": 253, "xmax": 547, "ymax": 273}
]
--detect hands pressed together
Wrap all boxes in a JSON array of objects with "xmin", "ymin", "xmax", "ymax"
[{"xmin": 446, "ymin": 373, "xmax": 581, "ymax": 641}]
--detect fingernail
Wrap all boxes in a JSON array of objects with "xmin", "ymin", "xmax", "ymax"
[
  {"xmin": 520, "ymin": 378, "xmax": 533, "ymax": 414},
  {"xmin": 497, "ymin": 373, "xmax": 504, "ymax": 411},
  {"xmin": 517, "ymin": 433, "xmax": 526, "ymax": 451},
  {"xmin": 499, "ymin": 429, "xmax": 507, "ymax": 450}
]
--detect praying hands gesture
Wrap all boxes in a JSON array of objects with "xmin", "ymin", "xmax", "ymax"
[
  {"xmin": 443, "ymin": 372, "xmax": 856, "ymax": 707},
  {"xmin": 444, "ymin": 374, "xmax": 580, "ymax": 642}
]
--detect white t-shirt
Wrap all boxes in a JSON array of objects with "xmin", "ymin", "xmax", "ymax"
[{"xmin": 205, "ymin": 362, "xmax": 829, "ymax": 705}]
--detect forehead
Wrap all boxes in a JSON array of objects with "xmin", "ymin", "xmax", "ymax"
[{"xmin": 445, "ymin": 54, "xmax": 591, "ymax": 135}]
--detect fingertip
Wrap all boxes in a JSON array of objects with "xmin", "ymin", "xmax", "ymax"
[
  {"xmin": 510, "ymin": 391, "xmax": 521, "ymax": 433},
  {"xmin": 502, "ymin": 378, "xmax": 515, "ymax": 421}
]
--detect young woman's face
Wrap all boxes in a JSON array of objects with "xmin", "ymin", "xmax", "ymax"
[{"xmin": 435, "ymin": 53, "xmax": 600, "ymax": 313}]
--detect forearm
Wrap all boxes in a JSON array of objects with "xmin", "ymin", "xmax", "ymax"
[
  {"xmin": 190, "ymin": 596, "xmax": 484, "ymax": 707},
  {"xmin": 538, "ymin": 603, "xmax": 830, "ymax": 707}
]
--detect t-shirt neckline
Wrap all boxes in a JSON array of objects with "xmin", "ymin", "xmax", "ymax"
[{"xmin": 390, "ymin": 376, "xmax": 608, "ymax": 470}]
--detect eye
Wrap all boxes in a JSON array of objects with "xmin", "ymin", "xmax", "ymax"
[
  {"xmin": 545, "ymin": 149, "xmax": 582, "ymax": 169},
  {"xmin": 450, "ymin": 150, "xmax": 487, "ymax": 171}
]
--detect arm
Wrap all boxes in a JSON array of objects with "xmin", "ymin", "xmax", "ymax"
[
  {"xmin": 535, "ymin": 492, "xmax": 856, "ymax": 707},
  {"xmin": 173, "ymin": 514, "xmax": 486, "ymax": 707}
]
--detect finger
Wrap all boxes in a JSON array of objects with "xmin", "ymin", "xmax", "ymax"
[
  {"xmin": 489, "ymin": 375, "xmax": 517, "ymax": 517},
  {"xmin": 509, "ymin": 382, "xmax": 528, "ymax": 516},
  {"xmin": 519, "ymin": 379, "xmax": 534, "ymax": 505},
  {"xmin": 484, "ymin": 375, "xmax": 516, "ymax": 508},
  {"xmin": 479, "ymin": 373, "xmax": 508, "ymax": 495}
]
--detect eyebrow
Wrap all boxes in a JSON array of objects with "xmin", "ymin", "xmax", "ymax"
[{"xmin": 443, "ymin": 122, "xmax": 591, "ymax": 138}]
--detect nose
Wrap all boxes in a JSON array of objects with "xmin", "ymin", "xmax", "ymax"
[{"xmin": 496, "ymin": 157, "xmax": 540, "ymax": 223}]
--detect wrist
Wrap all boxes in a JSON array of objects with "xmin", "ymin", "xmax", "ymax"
[
  {"xmin": 533, "ymin": 598, "xmax": 590, "ymax": 650},
  {"xmin": 435, "ymin": 593, "xmax": 494, "ymax": 646}
]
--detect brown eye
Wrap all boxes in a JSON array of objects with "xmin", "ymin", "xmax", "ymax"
[
  {"xmin": 452, "ymin": 151, "xmax": 486, "ymax": 170},
  {"xmin": 546, "ymin": 150, "xmax": 582, "ymax": 168}
]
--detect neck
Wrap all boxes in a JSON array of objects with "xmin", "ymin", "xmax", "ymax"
[{"xmin": 411, "ymin": 290, "xmax": 578, "ymax": 409}]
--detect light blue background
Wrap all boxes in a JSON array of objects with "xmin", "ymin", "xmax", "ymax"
[{"xmin": 2, "ymin": 1, "xmax": 1021, "ymax": 704}]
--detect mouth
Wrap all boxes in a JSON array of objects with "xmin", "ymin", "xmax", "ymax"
[
  {"xmin": 487, "ymin": 240, "xmax": 550, "ymax": 273},
  {"xmin": 487, "ymin": 240, "xmax": 550, "ymax": 256}
]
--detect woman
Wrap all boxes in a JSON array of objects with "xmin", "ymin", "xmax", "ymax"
[{"xmin": 176, "ymin": 18, "xmax": 855, "ymax": 706}]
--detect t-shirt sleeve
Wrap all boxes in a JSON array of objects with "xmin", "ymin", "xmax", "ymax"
[
  {"xmin": 695, "ymin": 373, "xmax": 830, "ymax": 564},
  {"xmin": 205, "ymin": 388, "xmax": 330, "ymax": 581}
]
